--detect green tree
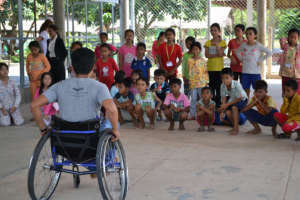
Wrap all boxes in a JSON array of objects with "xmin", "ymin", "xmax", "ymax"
[{"xmin": 275, "ymin": 8, "xmax": 300, "ymax": 39}]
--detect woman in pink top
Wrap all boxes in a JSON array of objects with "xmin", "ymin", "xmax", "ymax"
[
  {"xmin": 118, "ymin": 29, "xmax": 136, "ymax": 77},
  {"xmin": 34, "ymin": 72, "xmax": 59, "ymax": 126},
  {"xmin": 151, "ymin": 32, "xmax": 165, "ymax": 65},
  {"xmin": 227, "ymin": 24, "xmax": 246, "ymax": 81}
]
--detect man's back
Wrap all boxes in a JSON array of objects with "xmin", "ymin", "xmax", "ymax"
[{"xmin": 44, "ymin": 78, "xmax": 111, "ymax": 122}]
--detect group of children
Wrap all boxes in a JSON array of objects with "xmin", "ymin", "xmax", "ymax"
[{"xmin": 1, "ymin": 22, "xmax": 300, "ymax": 140}]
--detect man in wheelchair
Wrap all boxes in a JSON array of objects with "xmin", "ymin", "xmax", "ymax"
[{"xmin": 31, "ymin": 48, "xmax": 120, "ymax": 141}]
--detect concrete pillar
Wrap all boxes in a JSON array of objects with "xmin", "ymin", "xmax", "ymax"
[
  {"xmin": 247, "ymin": 0, "xmax": 253, "ymax": 26},
  {"xmin": 120, "ymin": 0, "xmax": 129, "ymax": 43},
  {"xmin": 257, "ymin": 0, "xmax": 267, "ymax": 79},
  {"xmin": 53, "ymin": 0, "xmax": 65, "ymax": 39},
  {"xmin": 267, "ymin": 0, "xmax": 275, "ymax": 78},
  {"xmin": 207, "ymin": 0, "xmax": 211, "ymax": 40}
]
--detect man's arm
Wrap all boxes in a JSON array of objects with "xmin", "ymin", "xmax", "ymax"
[
  {"xmin": 102, "ymin": 99, "xmax": 120, "ymax": 141},
  {"xmin": 31, "ymin": 95, "xmax": 49, "ymax": 133}
]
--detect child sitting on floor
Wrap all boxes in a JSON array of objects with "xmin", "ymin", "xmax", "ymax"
[
  {"xmin": 150, "ymin": 69, "xmax": 170, "ymax": 121},
  {"xmin": 218, "ymin": 68, "xmax": 248, "ymax": 135},
  {"xmin": 164, "ymin": 78, "xmax": 190, "ymax": 131},
  {"xmin": 114, "ymin": 78, "xmax": 136, "ymax": 126},
  {"xmin": 135, "ymin": 77, "xmax": 162, "ymax": 129},
  {"xmin": 242, "ymin": 80, "xmax": 278, "ymax": 136},
  {"xmin": 196, "ymin": 87, "xmax": 216, "ymax": 132},
  {"xmin": 110, "ymin": 70, "xmax": 126, "ymax": 98},
  {"xmin": 274, "ymin": 79, "xmax": 300, "ymax": 138},
  {"xmin": 130, "ymin": 69, "xmax": 142, "ymax": 95}
]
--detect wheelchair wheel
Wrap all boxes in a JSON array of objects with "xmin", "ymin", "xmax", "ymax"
[
  {"xmin": 96, "ymin": 131, "xmax": 128, "ymax": 200},
  {"xmin": 28, "ymin": 132, "xmax": 61, "ymax": 200}
]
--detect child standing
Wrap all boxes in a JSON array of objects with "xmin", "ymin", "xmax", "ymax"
[
  {"xmin": 274, "ymin": 79, "xmax": 300, "ymax": 136},
  {"xmin": 279, "ymin": 28, "xmax": 300, "ymax": 95},
  {"xmin": 152, "ymin": 32, "xmax": 165, "ymax": 66},
  {"xmin": 131, "ymin": 42, "xmax": 152, "ymax": 81},
  {"xmin": 95, "ymin": 32, "xmax": 118, "ymax": 61},
  {"xmin": 118, "ymin": 29, "xmax": 136, "ymax": 77},
  {"xmin": 34, "ymin": 72, "xmax": 59, "ymax": 126},
  {"xmin": 26, "ymin": 41, "xmax": 51, "ymax": 99},
  {"xmin": 158, "ymin": 28, "xmax": 183, "ymax": 81},
  {"xmin": 196, "ymin": 87, "xmax": 216, "ymax": 132},
  {"xmin": 218, "ymin": 68, "xmax": 248, "ymax": 135},
  {"xmin": 113, "ymin": 78, "xmax": 136, "ymax": 126},
  {"xmin": 150, "ymin": 69, "xmax": 170, "ymax": 120},
  {"xmin": 235, "ymin": 27, "xmax": 272, "ymax": 97},
  {"xmin": 68, "ymin": 41, "xmax": 82, "ymax": 77},
  {"xmin": 204, "ymin": 23, "xmax": 227, "ymax": 107},
  {"xmin": 0, "ymin": 63, "xmax": 24, "ymax": 126},
  {"xmin": 130, "ymin": 69, "xmax": 142, "ymax": 95},
  {"xmin": 182, "ymin": 36, "xmax": 196, "ymax": 96},
  {"xmin": 227, "ymin": 24, "xmax": 246, "ymax": 81},
  {"xmin": 135, "ymin": 77, "xmax": 162, "ymax": 129},
  {"xmin": 164, "ymin": 78, "xmax": 190, "ymax": 131},
  {"xmin": 188, "ymin": 42, "xmax": 209, "ymax": 118},
  {"xmin": 242, "ymin": 80, "xmax": 278, "ymax": 136},
  {"xmin": 96, "ymin": 43, "xmax": 119, "ymax": 89},
  {"xmin": 110, "ymin": 70, "xmax": 126, "ymax": 98}
]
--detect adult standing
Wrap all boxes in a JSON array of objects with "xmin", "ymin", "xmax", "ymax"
[
  {"xmin": 36, "ymin": 19, "xmax": 53, "ymax": 55},
  {"xmin": 46, "ymin": 24, "xmax": 67, "ymax": 84}
]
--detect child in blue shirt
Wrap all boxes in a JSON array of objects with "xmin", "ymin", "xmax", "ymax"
[{"xmin": 131, "ymin": 42, "xmax": 152, "ymax": 81}]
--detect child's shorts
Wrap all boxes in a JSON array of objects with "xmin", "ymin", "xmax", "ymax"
[
  {"xmin": 171, "ymin": 111, "xmax": 187, "ymax": 121},
  {"xmin": 243, "ymin": 108, "xmax": 277, "ymax": 127},
  {"xmin": 214, "ymin": 112, "xmax": 247, "ymax": 125},
  {"xmin": 196, "ymin": 113, "xmax": 215, "ymax": 125},
  {"xmin": 241, "ymin": 73, "xmax": 261, "ymax": 90},
  {"xmin": 274, "ymin": 112, "xmax": 300, "ymax": 133},
  {"xmin": 227, "ymin": 99, "xmax": 248, "ymax": 111}
]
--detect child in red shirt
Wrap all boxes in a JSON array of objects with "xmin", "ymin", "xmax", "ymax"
[
  {"xmin": 96, "ymin": 43, "xmax": 119, "ymax": 89},
  {"xmin": 94, "ymin": 32, "xmax": 118, "ymax": 61},
  {"xmin": 158, "ymin": 28, "xmax": 183, "ymax": 80}
]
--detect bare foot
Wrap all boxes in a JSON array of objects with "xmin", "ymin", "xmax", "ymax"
[
  {"xmin": 168, "ymin": 121, "xmax": 175, "ymax": 131},
  {"xmin": 229, "ymin": 128, "xmax": 239, "ymax": 135},
  {"xmin": 197, "ymin": 126, "xmax": 205, "ymax": 132},
  {"xmin": 133, "ymin": 119, "xmax": 138, "ymax": 128},
  {"xmin": 148, "ymin": 123, "xmax": 155, "ymax": 129},
  {"xmin": 139, "ymin": 120, "xmax": 145, "ymax": 129},
  {"xmin": 179, "ymin": 123, "xmax": 185, "ymax": 130},
  {"xmin": 207, "ymin": 126, "xmax": 215, "ymax": 132},
  {"xmin": 272, "ymin": 126, "xmax": 277, "ymax": 137},
  {"xmin": 246, "ymin": 128, "xmax": 262, "ymax": 135}
]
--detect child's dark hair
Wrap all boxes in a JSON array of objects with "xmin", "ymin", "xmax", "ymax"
[
  {"xmin": 0, "ymin": 62, "xmax": 9, "ymax": 70},
  {"xmin": 120, "ymin": 77, "xmax": 132, "ymax": 88},
  {"xmin": 210, "ymin": 23, "xmax": 221, "ymax": 32},
  {"xmin": 165, "ymin": 28, "xmax": 176, "ymax": 36},
  {"xmin": 201, "ymin": 86, "xmax": 212, "ymax": 94},
  {"xmin": 39, "ymin": 72, "xmax": 53, "ymax": 95},
  {"xmin": 246, "ymin": 27, "xmax": 257, "ymax": 35},
  {"xmin": 284, "ymin": 79, "xmax": 298, "ymax": 91},
  {"xmin": 131, "ymin": 69, "xmax": 142, "ymax": 77},
  {"xmin": 100, "ymin": 43, "xmax": 111, "ymax": 51},
  {"xmin": 221, "ymin": 67, "xmax": 234, "ymax": 76},
  {"xmin": 99, "ymin": 32, "xmax": 108, "ymax": 38},
  {"xmin": 235, "ymin": 24, "xmax": 245, "ymax": 32},
  {"xmin": 114, "ymin": 70, "xmax": 125, "ymax": 83},
  {"xmin": 191, "ymin": 41, "xmax": 202, "ymax": 51},
  {"xmin": 254, "ymin": 80, "xmax": 268, "ymax": 91},
  {"xmin": 169, "ymin": 78, "xmax": 182, "ymax": 87},
  {"xmin": 137, "ymin": 77, "xmax": 149, "ymax": 86},
  {"xmin": 137, "ymin": 42, "xmax": 146, "ymax": 49},
  {"xmin": 71, "ymin": 48, "xmax": 95, "ymax": 75},
  {"xmin": 288, "ymin": 28, "xmax": 299, "ymax": 45},
  {"xmin": 28, "ymin": 41, "xmax": 41, "ymax": 51},
  {"xmin": 157, "ymin": 31, "xmax": 165, "ymax": 40},
  {"xmin": 154, "ymin": 69, "xmax": 166, "ymax": 77},
  {"xmin": 71, "ymin": 41, "xmax": 82, "ymax": 49},
  {"xmin": 124, "ymin": 29, "xmax": 134, "ymax": 37},
  {"xmin": 185, "ymin": 36, "xmax": 196, "ymax": 44}
]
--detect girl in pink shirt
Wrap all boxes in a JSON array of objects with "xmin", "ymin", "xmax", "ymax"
[
  {"xmin": 34, "ymin": 72, "xmax": 59, "ymax": 126},
  {"xmin": 118, "ymin": 29, "xmax": 136, "ymax": 77}
]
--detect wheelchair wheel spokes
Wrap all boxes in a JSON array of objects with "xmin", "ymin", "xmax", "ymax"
[
  {"xmin": 28, "ymin": 133, "xmax": 61, "ymax": 200},
  {"xmin": 97, "ymin": 132, "xmax": 128, "ymax": 200}
]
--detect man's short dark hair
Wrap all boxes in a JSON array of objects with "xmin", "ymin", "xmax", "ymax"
[
  {"xmin": 284, "ymin": 79, "xmax": 298, "ymax": 91},
  {"xmin": 137, "ymin": 77, "xmax": 149, "ymax": 86},
  {"xmin": 120, "ymin": 77, "xmax": 132, "ymax": 88},
  {"xmin": 169, "ymin": 78, "xmax": 182, "ymax": 86},
  {"xmin": 235, "ymin": 24, "xmax": 245, "ymax": 32},
  {"xmin": 154, "ymin": 69, "xmax": 166, "ymax": 77},
  {"xmin": 71, "ymin": 48, "xmax": 95, "ymax": 75},
  {"xmin": 137, "ymin": 42, "xmax": 146, "ymax": 50},
  {"xmin": 254, "ymin": 80, "xmax": 268, "ymax": 91},
  {"xmin": 114, "ymin": 70, "xmax": 125, "ymax": 83},
  {"xmin": 100, "ymin": 43, "xmax": 111, "ymax": 51},
  {"xmin": 201, "ymin": 86, "xmax": 212, "ymax": 94},
  {"xmin": 191, "ymin": 42, "xmax": 202, "ymax": 51},
  {"xmin": 221, "ymin": 68, "xmax": 233, "ymax": 76}
]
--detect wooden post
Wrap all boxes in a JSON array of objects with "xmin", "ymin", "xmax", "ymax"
[{"xmin": 257, "ymin": 0, "xmax": 267, "ymax": 79}]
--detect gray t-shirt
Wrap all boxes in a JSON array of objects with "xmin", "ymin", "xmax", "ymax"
[{"xmin": 44, "ymin": 78, "xmax": 112, "ymax": 122}]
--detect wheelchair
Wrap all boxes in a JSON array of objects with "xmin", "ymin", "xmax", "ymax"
[{"xmin": 27, "ymin": 116, "xmax": 128, "ymax": 200}]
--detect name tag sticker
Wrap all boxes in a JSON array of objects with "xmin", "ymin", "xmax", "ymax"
[
  {"xmin": 166, "ymin": 61, "xmax": 173, "ymax": 67},
  {"xmin": 285, "ymin": 63, "xmax": 291, "ymax": 68}
]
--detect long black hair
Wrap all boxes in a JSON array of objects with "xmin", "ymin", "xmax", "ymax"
[
  {"xmin": 39, "ymin": 19, "xmax": 53, "ymax": 33},
  {"xmin": 39, "ymin": 72, "xmax": 53, "ymax": 95}
]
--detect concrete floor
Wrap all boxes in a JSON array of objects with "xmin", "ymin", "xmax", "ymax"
[{"xmin": 1, "ymin": 80, "xmax": 300, "ymax": 200}]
